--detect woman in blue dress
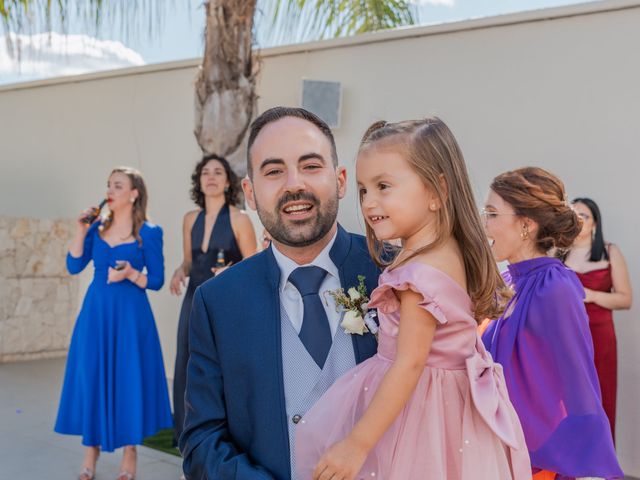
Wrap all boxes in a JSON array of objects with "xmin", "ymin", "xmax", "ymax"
[
  {"xmin": 169, "ymin": 154, "xmax": 257, "ymax": 447},
  {"xmin": 55, "ymin": 167, "xmax": 172, "ymax": 480}
]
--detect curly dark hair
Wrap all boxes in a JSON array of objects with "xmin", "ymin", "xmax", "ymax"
[{"xmin": 190, "ymin": 154, "xmax": 241, "ymax": 208}]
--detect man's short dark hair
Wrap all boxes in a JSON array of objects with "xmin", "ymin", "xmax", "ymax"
[{"xmin": 246, "ymin": 106, "xmax": 338, "ymax": 177}]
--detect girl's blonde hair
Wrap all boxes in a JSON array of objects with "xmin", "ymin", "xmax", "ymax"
[
  {"xmin": 101, "ymin": 166, "xmax": 148, "ymax": 245},
  {"xmin": 359, "ymin": 118, "xmax": 510, "ymax": 322}
]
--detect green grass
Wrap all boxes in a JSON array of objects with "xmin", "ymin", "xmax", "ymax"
[{"xmin": 143, "ymin": 428, "xmax": 181, "ymax": 457}]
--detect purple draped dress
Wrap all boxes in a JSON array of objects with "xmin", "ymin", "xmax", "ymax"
[{"xmin": 482, "ymin": 257, "xmax": 622, "ymax": 479}]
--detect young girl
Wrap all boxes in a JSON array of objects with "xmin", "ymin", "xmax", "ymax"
[{"xmin": 295, "ymin": 118, "xmax": 531, "ymax": 480}]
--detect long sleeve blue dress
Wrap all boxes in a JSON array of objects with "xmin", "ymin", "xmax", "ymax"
[{"xmin": 55, "ymin": 221, "xmax": 173, "ymax": 451}]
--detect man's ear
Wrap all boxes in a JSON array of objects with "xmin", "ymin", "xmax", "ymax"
[
  {"xmin": 336, "ymin": 166, "xmax": 347, "ymax": 200},
  {"xmin": 242, "ymin": 177, "xmax": 257, "ymax": 211}
]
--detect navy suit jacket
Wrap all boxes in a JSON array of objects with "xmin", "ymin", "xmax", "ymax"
[{"xmin": 180, "ymin": 225, "xmax": 380, "ymax": 479}]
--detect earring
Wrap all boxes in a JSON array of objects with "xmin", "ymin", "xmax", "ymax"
[
  {"xmin": 591, "ymin": 229, "xmax": 596, "ymax": 241},
  {"xmin": 430, "ymin": 203, "xmax": 436, "ymax": 211},
  {"xmin": 224, "ymin": 186, "xmax": 229, "ymax": 194},
  {"xmin": 130, "ymin": 198, "xmax": 135, "ymax": 203},
  {"xmin": 520, "ymin": 225, "xmax": 529, "ymax": 240}
]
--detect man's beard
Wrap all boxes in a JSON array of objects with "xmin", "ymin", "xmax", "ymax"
[{"xmin": 256, "ymin": 191, "xmax": 339, "ymax": 248}]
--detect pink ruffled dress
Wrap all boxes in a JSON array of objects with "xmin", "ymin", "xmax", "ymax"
[{"xmin": 295, "ymin": 262, "xmax": 531, "ymax": 479}]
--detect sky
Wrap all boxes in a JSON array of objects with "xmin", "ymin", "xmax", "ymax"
[{"xmin": 0, "ymin": 0, "xmax": 600, "ymax": 86}]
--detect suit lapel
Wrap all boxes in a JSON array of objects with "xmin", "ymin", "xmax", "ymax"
[
  {"xmin": 330, "ymin": 225, "xmax": 377, "ymax": 364},
  {"xmin": 261, "ymin": 247, "xmax": 292, "ymax": 475}
]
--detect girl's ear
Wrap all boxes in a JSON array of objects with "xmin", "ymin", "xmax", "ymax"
[
  {"xmin": 428, "ymin": 190, "xmax": 441, "ymax": 211},
  {"xmin": 438, "ymin": 173, "xmax": 449, "ymax": 198},
  {"xmin": 428, "ymin": 174, "xmax": 448, "ymax": 211},
  {"xmin": 438, "ymin": 173, "xmax": 449, "ymax": 202}
]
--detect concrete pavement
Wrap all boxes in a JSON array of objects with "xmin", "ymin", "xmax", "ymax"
[{"xmin": 0, "ymin": 357, "xmax": 182, "ymax": 480}]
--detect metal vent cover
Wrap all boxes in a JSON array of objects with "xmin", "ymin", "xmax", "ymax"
[{"xmin": 301, "ymin": 79, "xmax": 342, "ymax": 128}]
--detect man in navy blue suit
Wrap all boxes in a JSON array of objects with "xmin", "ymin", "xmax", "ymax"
[{"xmin": 180, "ymin": 107, "xmax": 379, "ymax": 479}]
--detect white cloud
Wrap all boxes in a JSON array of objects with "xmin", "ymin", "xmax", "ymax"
[
  {"xmin": 410, "ymin": 0, "xmax": 455, "ymax": 6},
  {"xmin": 0, "ymin": 32, "xmax": 145, "ymax": 85}
]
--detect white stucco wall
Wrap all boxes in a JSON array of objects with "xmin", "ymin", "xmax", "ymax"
[{"xmin": 1, "ymin": 0, "xmax": 638, "ymax": 473}]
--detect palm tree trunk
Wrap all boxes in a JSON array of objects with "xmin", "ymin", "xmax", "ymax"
[{"xmin": 194, "ymin": 0, "xmax": 258, "ymax": 176}]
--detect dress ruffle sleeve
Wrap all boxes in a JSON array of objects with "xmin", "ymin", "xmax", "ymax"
[{"xmin": 368, "ymin": 265, "xmax": 448, "ymax": 325}]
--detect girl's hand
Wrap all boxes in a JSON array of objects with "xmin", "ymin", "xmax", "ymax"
[
  {"xmin": 170, "ymin": 267, "xmax": 187, "ymax": 295},
  {"xmin": 211, "ymin": 262, "xmax": 233, "ymax": 276},
  {"xmin": 108, "ymin": 261, "xmax": 131, "ymax": 284},
  {"xmin": 313, "ymin": 437, "xmax": 369, "ymax": 480},
  {"xmin": 583, "ymin": 287, "xmax": 597, "ymax": 303}
]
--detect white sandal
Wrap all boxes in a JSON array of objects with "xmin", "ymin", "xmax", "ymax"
[{"xmin": 78, "ymin": 467, "xmax": 95, "ymax": 480}]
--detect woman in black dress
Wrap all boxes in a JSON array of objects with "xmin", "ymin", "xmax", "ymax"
[{"xmin": 170, "ymin": 154, "xmax": 257, "ymax": 445}]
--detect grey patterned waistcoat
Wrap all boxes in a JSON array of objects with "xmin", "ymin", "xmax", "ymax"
[{"xmin": 280, "ymin": 304, "xmax": 357, "ymax": 479}]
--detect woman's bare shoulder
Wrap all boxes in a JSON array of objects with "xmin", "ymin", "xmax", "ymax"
[
  {"xmin": 229, "ymin": 206, "xmax": 252, "ymax": 222},
  {"xmin": 184, "ymin": 209, "xmax": 201, "ymax": 226}
]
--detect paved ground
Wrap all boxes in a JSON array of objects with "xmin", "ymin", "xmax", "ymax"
[
  {"xmin": 0, "ymin": 357, "xmax": 182, "ymax": 480},
  {"xmin": 1, "ymin": 357, "xmax": 636, "ymax": 480}
]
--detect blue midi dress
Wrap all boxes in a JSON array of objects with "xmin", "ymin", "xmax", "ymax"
[{"xmin": 54, "ymin": 221, "xmax": 173, "ymax": 451}]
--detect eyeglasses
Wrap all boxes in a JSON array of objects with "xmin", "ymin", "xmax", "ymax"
[
  {"xmin": 576, "ymin": 213, "xmax": 592, "ymax": 221},
  {"xmin": 480, "ymin": 208, "xmax": 519, "ymax": 221}
]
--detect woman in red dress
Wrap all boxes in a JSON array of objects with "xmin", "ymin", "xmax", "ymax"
[{"xmin": 564, "ymin": 197, "xmax": 632, "ymax": 443}]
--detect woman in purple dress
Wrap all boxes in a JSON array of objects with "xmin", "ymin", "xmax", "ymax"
[{"xmin": 481, "ymin": 167, "xmax": 622, "ymax": 480}]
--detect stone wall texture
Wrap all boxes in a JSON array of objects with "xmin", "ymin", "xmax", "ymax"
[{"xmin": 0, "ymin": 216, "xmax": 78, "ymax": 362}]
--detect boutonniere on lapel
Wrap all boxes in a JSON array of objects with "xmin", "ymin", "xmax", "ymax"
[{"xmin": 325, "ymin": 275, "xmax": 379, "ymax": 336}]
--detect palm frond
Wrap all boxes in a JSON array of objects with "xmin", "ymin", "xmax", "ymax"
[
  {"xmin": 0, "ymin": 0, "xmax": 173, "ymax": 60},
  {"xmin": 263, "ymin": 0, "xmax": 417, "ymax": 47}
]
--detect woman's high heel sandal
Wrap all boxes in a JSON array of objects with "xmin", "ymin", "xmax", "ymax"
[
  {"xmin": 117, "ymin": 445, "xmax": 136, "ymax": 479},
  {"xmin": 78, "ymin": 466, "xmax": 95, "ymax": 480},
  {"xmin": 116, "ymin": 471, "xmax": 135, "ymax": 480}
]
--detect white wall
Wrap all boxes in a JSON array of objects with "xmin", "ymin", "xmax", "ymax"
[{"xmin": 1, "ymin": 0, "xmax": 638, "ymax": 473}]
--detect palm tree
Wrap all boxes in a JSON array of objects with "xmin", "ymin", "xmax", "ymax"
[{"xmin": 1, "ymin": 0, "xmax": 416, "ymax": 175}]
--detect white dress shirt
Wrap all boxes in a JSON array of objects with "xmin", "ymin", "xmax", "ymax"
[{"xmin": 271, "ymin": 231, "xmax": 342, "ymax": 337}]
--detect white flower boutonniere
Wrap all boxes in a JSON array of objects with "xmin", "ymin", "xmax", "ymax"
[{"xmin": 326, "ymin": 275, "xmax": 379, "ymax": 336}]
